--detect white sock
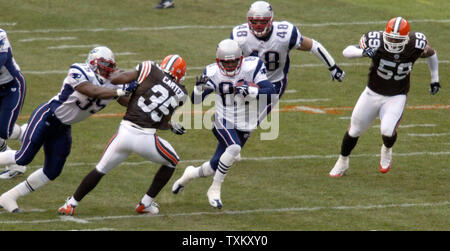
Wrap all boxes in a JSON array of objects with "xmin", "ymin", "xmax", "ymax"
[
  {"xmin": 197, "ymin": 161, "xmax": 214, "ymax": 178},
  {"xmin": 3, "ymin": 169, "xmax": 49, "ymax": 200},
  {"xmin": 66, "ymin": 197, "xmax": 79, "ymax": 206},
  {"xmin": 9, "ymin": 124, "xmax": 22, "ymax": 141},
  {"xmin": 141, "ymin": 194, "xmax": 154, "ymax": 206},
  {"xmin": 213, "ymin": 144, "xmax": 241, "ymax": 183},
  {"xmin": 0, "ymin": 149, "xmax": 17, "ymax": 166},
  {"xmin": 26, "ymin": 168, "xmax": 50, "ymax": 192}
]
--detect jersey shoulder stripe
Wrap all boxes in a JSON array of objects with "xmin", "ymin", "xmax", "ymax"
[{"xmin": 137, "ymin": 61, "xmax": 153, "ymax": 84}]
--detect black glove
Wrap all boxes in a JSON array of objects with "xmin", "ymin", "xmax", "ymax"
[
  {"xmin": 362, "ymin": 47, "xmax": 376, "ymax": 58},
  {"xmin": 430, "ymin": 82, "xmax": 441, "ymax": 95},
  {"xmin": 169, "ymin": 121, "xmax": 186, "ymax": 135},
  {"xmin": 329, "ymin": 65, "xmax": 345, "ymax": 82}
]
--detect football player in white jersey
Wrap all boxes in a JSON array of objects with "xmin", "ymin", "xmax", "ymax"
[
  {"xmin": 172, "ymin": 39, "xmax": 276, "ymax": 209},
  {"xmin": 329, "ymin": 17, "xmax": 441, "ymax": 177},
  {"xmin": 231, "ymin": 1, "xmax": 345, "ymax": 100},
  {"xmin": 0, "ymin": 29, "xmax": 27, "ymax": 179},
  {"xmin": 0, "ymin": 46, "xmax": 137, "ymax": 213}
]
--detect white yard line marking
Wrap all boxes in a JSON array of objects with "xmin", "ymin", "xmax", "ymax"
[
  {"xmin": 280, "ymin": 98, "xmax": 330, "ymax": 103},
  {"xmin": 0, "ymin": 22, "xmax": 17, "ymax": 26},
  {"xmin": 48, "ymin": 44, "xmax": 101, "ymax": 50},
  {"xmin": 408, "ymin": 133, "xmax": 450, "ymax": 137},
  {"xmin": 19, "ymin": 36, "xmax": 77, "ymax": 42},
  {"xmin": 22, "ymin": 60, "xmax": 450, "ymax": 75},
  {"xmin": 1, "ymin": 201, "xmax": 448, "ymax": 225},
  {"xmin": 24, "ymin": 151, "xmax": 450, "ymax": 170},
  {"xmin": 68, "ymin": 228, "xmax": 116, "ymax": 231},
  {"xmin": 373, "ymin": 124, "xmax": 436, "ymax": 128},
  {"xmin": 7, "ymin": 19, "xmax": 450, "ymax": 34}
]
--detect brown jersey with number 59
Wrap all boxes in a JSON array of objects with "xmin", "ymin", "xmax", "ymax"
[{"xmin": 360, "ymin": 31, "xmax": 427, "ymax": 96}]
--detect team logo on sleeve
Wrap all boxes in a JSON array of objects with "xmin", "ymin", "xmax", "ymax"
[{"xmin": 70, "ymin": 72, "xmax": 82, "ymax": 79}]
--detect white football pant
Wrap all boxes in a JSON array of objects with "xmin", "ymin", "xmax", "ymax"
[
  {"xmin": 96, "ymin": 120, "xmax": 179, "ymax": 174},
  {"xmin": 348, "ymin": 87, "xmax": 406, "ymax": 138}
]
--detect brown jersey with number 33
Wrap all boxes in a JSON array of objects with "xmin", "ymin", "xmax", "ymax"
[
  {"xmin": 123, "ymin": 61, "xmax": 188, "ymax": 129},
  {"xmin": 361, "ymin": 31, "xmax": 427, "ymax": 96}
]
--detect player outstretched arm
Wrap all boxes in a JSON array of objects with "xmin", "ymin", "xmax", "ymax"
[
  {"xmin": 298, "ymin": 36, "xmax": 345, "ymax": 82},
  {"xmin": 75, "ymin": 80, "xmax": 135, "ymax": 100},
  {"xmin": 420, "ymin": 44, "xmax": 440, "ymax": 95},
  {"xmin": 191, "ymin": 74, "xmax": 214, "ymax": 104}
]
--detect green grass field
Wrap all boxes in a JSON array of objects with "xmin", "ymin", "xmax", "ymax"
[{"xmin": 0, "ymin": 0, "xmax": 448, "ymax": 232}]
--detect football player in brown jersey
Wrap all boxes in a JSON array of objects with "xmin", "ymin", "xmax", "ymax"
[
  {"xmin": 329, "ymin": 17, "xmax": 441, "ymax": 177},
  {"xmin": 58, "ymin": 55, "xmax": 188, "ymax": 215}
]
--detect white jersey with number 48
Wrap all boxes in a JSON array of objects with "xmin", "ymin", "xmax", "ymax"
[{"xmin": 231, "ymin": 21, "xmax": 302, "ymax": 83}]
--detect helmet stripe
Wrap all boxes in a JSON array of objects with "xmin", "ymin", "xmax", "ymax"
[
  {"xmin": 164, "ymin": 55, "xmax": 179, "ymax": 71},
  {"xmin": 393, "ymin": 17, "xmax": 403, "ymax": 33}
]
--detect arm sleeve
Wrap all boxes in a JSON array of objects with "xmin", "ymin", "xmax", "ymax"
[
  {"xmin": 256, "ymin": 79, "xmax": 276, "ymax": 96},
  {"xmin": 191, "ymin": 88, "xmax": 213, "ymax": 104},
  {"xmin": 427, "ymin": 52, "xmax": 439, "ymax": 83},
  {"xmin": 310, "ymin": 39, "xmax": 336, "ymax": 68},
  {"xmin": 342, "ymin": 45, "xmax": 364, "ymax": 59},
  {"xmin": 0, "ymin": 52, "xmax": 7, "ymax": 68}
]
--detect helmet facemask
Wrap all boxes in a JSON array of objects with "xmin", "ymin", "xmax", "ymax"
[
  {"xmin": 383, "ymin": 17, "xmax": 410, "ymax": 54},
  {"xmin": 216, "ymin": 39, "xmax": 243, "ymax": 77},
  {"xmin": 86, "ymin": 46, "xmax": 116, "ymax": 83},
  {"xmin": 383, "ymin": 32, "xmax": 409, "ymax": 53},
  {"xmin": 247, "ymin": 1, "xmax": 273, "ymax": 38}
]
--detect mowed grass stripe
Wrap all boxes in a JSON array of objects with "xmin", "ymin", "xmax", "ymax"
[
  {"xmin": 23, "ymin": 151, "xmax": 450, "ymax": 170},
  {"xmin": 1, "ymin": 201, "xmax": 448, "ymax": 225}
]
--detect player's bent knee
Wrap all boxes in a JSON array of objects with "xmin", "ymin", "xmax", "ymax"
[
  {"xmin": 226, "ymin": 144, "xmax": 241, "ymax": 156},
  {"xmin": 380, "ymin": 127, "xmax": 396, "ymax": 137},
  {"xmin": 347, "ymin": 128, "xmax": 361, "ymax": 138}
]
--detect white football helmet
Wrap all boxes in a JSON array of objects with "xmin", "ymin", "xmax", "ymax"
[
  {"xmin": 216, "ymin": 39, "xmax": 243, "ymax": 77},
  {"xmin": 86, "ymin": 46, "xmax": 116, "ymax": 83},
  {"xmin": 247, "ymin": 1, "xmax": 274, "ymax": 38}
]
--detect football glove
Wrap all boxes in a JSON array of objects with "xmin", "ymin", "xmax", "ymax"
[
  {"xmin": 235, "ymin": 81, "xmax": 259, "ymax": 98},
  {"xmin": 329, "ymin": 64, "xmax": 345, "ymax": 82},
  {"xmin": 123, "ymin": 80, "xmax": 139, "ymax": 95},
  {"xmin": 195, "ymin": 75, "xmax": 214, "ymax": 91},
  {"xmin": 169, "ymin": 121, "xmax": 186, "ymax": 135},
  {"xmin": 362, "ymin": 47, "xmax": 376, "ymax": 58},
  {"xmin": 430, "ymin": 82, "xmax": 441, "ymax": 95}
]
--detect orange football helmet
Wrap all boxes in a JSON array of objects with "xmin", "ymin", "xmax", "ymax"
[
  {"xmin": 160, "ymin": 54, "xmax": 186, "ymax": 83},
  {"xmin": 383, "ymin": 17, "xmax": 410, "ymax": 53}
]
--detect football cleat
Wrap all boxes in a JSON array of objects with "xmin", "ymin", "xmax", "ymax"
[
  {"xmin": 0, "ymin": 165, "xmax": 27, "ymax": 179},
  {"xmin": 379, "ymin": 145, "xmax": 392, "ymax": 173},
  {"xmin": 0, "ymin": 193, "xmax": 22, "ymax": 213},
  {"xmin": 329, "ymin": 155, "xmax": 349, "ymax": 177},
  {"xmin": 172, "ymin": 165, "xmax": 196, "ymax": 194},
  {"xmin": 58, "ymin": 197, "xmax": 77, "ymax": 216},
  {"xmin": 135, "ymin": 201, "xmax": 159, "ymax": 214},
  {"xmin": 207, "ymin": 183, "xmax": 223, "ymax": 209},
  {"xmin": 154, "ymin": 0, "xmax": 174, "ymax": 9}
]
